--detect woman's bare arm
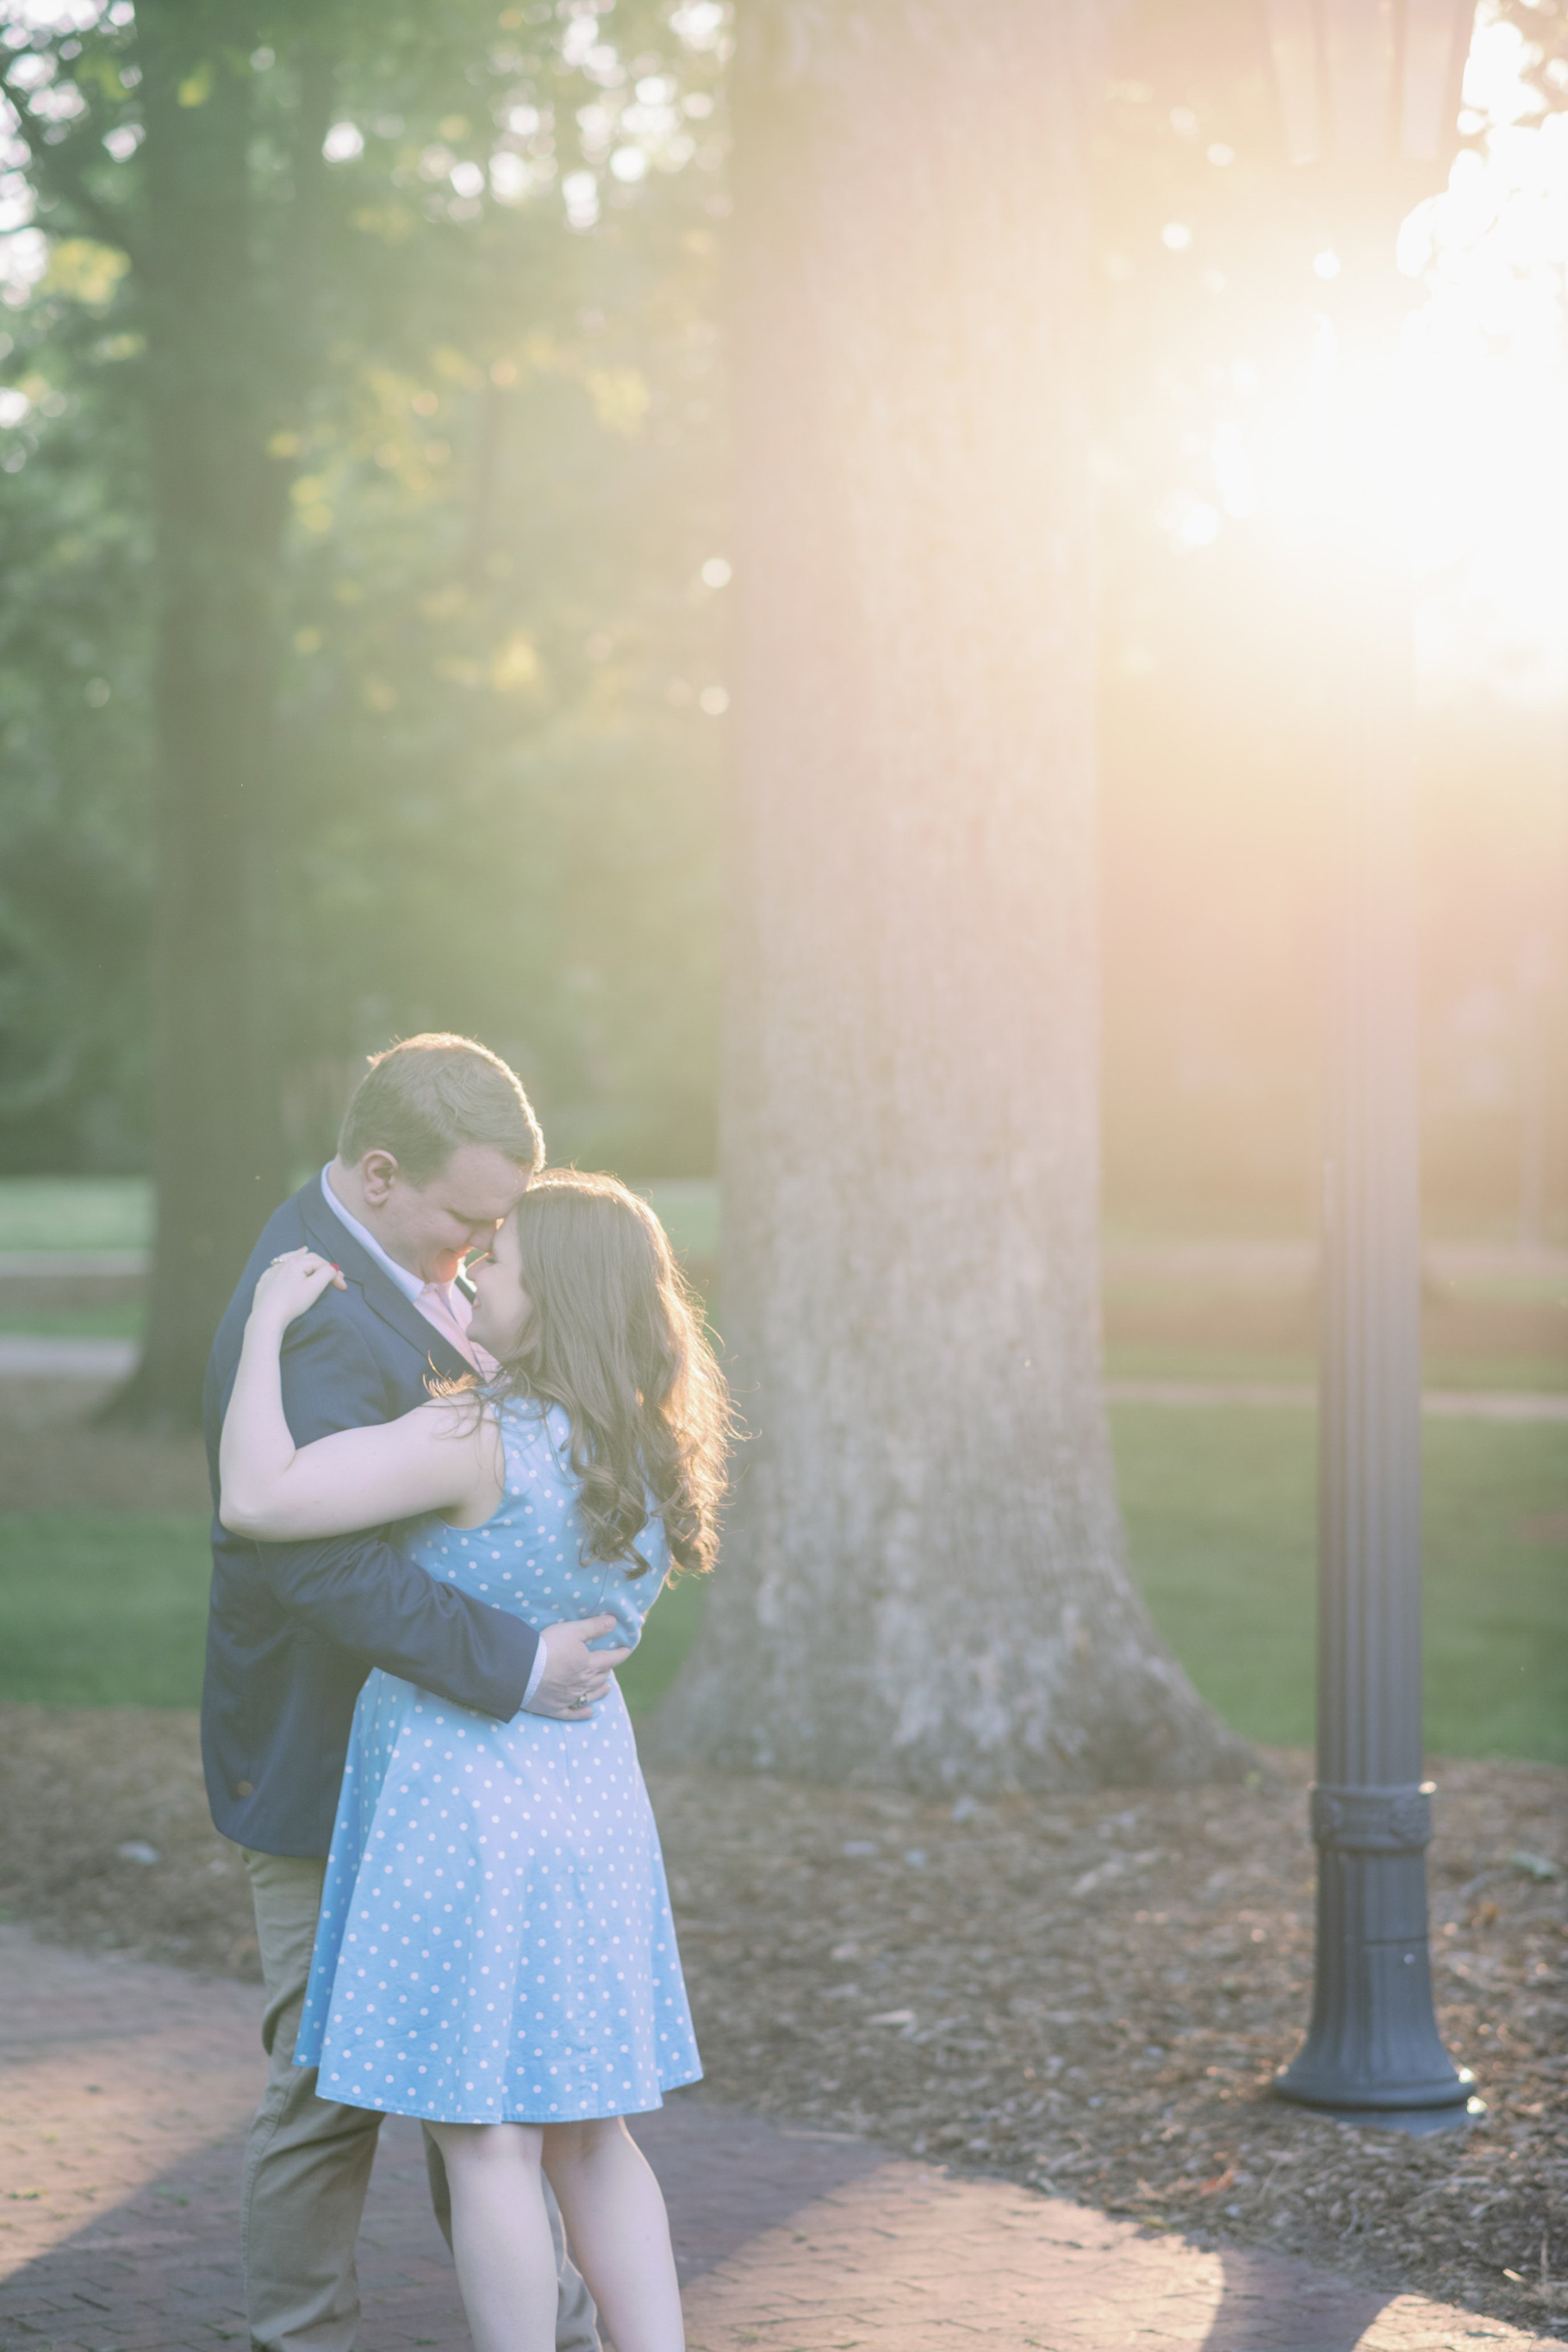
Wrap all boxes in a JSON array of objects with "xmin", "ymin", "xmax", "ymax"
[{"xmin": 219, "ymin": 1250, "xmax": 500, "ymax": 1540}]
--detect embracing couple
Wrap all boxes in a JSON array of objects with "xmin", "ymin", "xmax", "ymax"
[{"xmin": 201, "ymin": 1032, "xmax": 728, "ymax": 2352}]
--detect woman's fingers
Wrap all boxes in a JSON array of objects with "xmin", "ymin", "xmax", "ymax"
[{"xmin": 252, "ymin": 1248, "xmax": 347, "ymax": 1323}]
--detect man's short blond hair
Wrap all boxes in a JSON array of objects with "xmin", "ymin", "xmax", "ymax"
[{"xmin": 337, "ymin": 1034, "xmax": 543, "ymax": 1187}]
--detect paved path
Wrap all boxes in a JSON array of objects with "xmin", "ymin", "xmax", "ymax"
[
  {"xmin": 1096, "ymin": 1242, "xmax": 1568, "ymax": 1295},
  {"xmin": 0, "ymin": 1338, "xmax": 141, "ymax": 1381},
  {"xmin": 1, "ymin": 1927, "xmax": 1562, "ymax": 2352},
  {"xmin": 681, "ymin": 2164, "xmax": 1565, "ymax": 2351},
  {"xmin": 1103, "ymin": 1378, "xmax": 1568, "ymax": 1422},
  {"xmin": 0, "ymin": 1255, "xmax": 147, "ymax": 1281},
  {"xmin": 2, "ymin": 1333, "xmax": 1565, "ymax": 1423}
]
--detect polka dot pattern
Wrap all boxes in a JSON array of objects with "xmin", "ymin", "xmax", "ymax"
[{"xmin": 292, "ymin": 1397, "xmax": 701, "ymax": 2126}]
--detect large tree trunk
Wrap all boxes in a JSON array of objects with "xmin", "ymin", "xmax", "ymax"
[
  {"xmin": 650, "ymin": 0, "xmax": 1246, "ymax": 1792},
  {"xmin": 105, "ymin": 4, "xmax": 296, "ymax": 1427}
]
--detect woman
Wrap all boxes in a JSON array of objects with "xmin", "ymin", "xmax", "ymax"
[{"xmin": 220, "ymin": 1170, "xmax": 729, "ymax": 2352}]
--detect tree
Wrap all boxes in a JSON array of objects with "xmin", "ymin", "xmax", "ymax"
[
  {"xmin": 1, "ymin": 0, "xmax": 727, "ymax": 1422},
  {"xmin": 123, "ymin": 2, "xmax": 309, "ymax": 1421},
  {"xmin": 650, "ymin": 0, "xmax": 1247, "ymax": 1791}
]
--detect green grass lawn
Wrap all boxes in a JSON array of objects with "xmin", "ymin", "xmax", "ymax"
[
  {"xmin": 0, "ymin": 1513, "xmax": 212, "ymax": 1707},
  {"xmin": 0, "ymin": 1303, "xmax": 146, "ymax": 1339},
  {"xmin": 0, "ymin": 1177, "xmax": 152, "ymax": 1253},
  {"xmin": 0, "ymin": 1509, "xmax": 707, "ymax": 1719},
  {"xmin": 1112, "ymin": 1406, "xmax": 1568, "ymax": 1762},
  {"xmin": 6, "ymin": 1177, "xmax": 1552, "ymax": 1753},
  {"xmin": 1, "ymin": 1412, "xmax": 1562, "ymax": 1759}
]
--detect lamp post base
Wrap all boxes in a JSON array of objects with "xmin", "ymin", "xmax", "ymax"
[
  {"xmin": 1275, "ymin": 1803, "xmax": 1475, "ymax": 2122},
  {"xmin": 1271, "ymin": 2082, "xmax": 1483, "ymax": 2137}
]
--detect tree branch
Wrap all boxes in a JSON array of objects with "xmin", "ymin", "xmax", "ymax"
[
  {"xmin": 9, "ymin": 104, "xmax": 144, "ymax": 274},
  {"xmin": 262, "ymin": 34, "xmax": 336, "ymax": 400}
]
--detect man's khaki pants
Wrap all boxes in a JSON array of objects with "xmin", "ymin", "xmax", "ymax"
[{"xmin": 241, "ymin": 1848, "xmax": 601, "ymax": 2352}]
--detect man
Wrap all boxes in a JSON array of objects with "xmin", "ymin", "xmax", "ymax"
[{"xmin": 203, "ymin": 1034, "xmax": 623, "ymax": 2352}]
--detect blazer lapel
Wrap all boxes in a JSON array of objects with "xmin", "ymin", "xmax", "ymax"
[{"xmin": 299, "ymin": 1187, "xmax": 472, "ymax": 1384}]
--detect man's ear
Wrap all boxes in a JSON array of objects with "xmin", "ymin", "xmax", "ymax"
[{"xmin": 359, "ymin": 1150, "xmax": 401, "ymax": 1207}]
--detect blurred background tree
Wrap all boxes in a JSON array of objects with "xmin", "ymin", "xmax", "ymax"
[{"xmin": 647, "ymin": 0, "xmax": 1253, "ymax": 1794}]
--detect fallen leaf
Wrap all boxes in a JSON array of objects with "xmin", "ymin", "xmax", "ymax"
[{"xmin": 1507, "ymin": 1851, "xmax": 1559, "ymax": 1882}]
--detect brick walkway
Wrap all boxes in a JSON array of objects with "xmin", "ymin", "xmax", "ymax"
[
  {"xmin": 1, "ymin": 1926, "xmax": 1560, "ymax": 2352},
  {"xmin": 679, "ymin": 2163, "xmax": 1567, "ymax": 2351}
]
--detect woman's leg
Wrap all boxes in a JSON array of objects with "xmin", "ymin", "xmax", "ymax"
[
  {"xmin": 423, "ymin": 2134, "xmax": 601, "ymax": 2350},
  {"xmin": 426, "ymin": 2119, "xmax": 557, "ymax": 2352},
  {"xmin": 543, "ymin": 2117, "xmax": 684, "ymax": 2352}
]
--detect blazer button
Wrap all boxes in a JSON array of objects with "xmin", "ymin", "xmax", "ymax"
[{"xmin": 236, "ymin": 1779, "xmax": 254, "ymax": 1798}]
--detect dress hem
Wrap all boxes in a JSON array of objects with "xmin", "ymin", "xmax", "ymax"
[{"xmin": 315, "ymin": 2065, "xmax": 704, "ymax": 2127}]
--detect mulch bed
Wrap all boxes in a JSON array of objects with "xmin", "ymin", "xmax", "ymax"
[{"xmin": 0, "ymin": 1700, "xmax": 1562, "ymax": 2334}]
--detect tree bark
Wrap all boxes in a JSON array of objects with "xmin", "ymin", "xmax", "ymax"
[
  {"xmin": 650, "ymin": 0, "xmax": 1247, "ymax": 1791},
  {"xmin": 104, "ymin": 4, "xmax": 298, "ymax": 1426}
]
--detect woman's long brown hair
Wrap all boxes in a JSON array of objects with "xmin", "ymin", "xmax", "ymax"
[{"xmin": 483, "ymin": 1171, "xmax": 729, "ymax": 1577}]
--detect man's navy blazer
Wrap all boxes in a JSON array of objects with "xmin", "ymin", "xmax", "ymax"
[{"xmin": 200, "ymin": 1178, "xmax": 540, "ymax": 1857}]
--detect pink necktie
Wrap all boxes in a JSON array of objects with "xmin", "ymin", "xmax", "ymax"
[{"xmin": 416, "ymin": 1282, "xmax": 497, "ymax": 1375}]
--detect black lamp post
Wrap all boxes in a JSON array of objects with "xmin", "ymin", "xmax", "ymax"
[{"xmin": 1260, "ymin": 0, "xmax": 1481, "ymax": 2131}]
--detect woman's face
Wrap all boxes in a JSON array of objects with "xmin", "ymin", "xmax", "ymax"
[{"xmin": 465, "ymin": 1212, "xmax": 533, "ymax": 1359}]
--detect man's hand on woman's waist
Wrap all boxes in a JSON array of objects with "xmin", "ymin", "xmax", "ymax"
[{"xmin": 525, "ymin": 1615, "xmax": 632, "ymax": 1718}]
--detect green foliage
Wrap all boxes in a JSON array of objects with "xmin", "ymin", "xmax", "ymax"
[
  {"xmin": 0, "ymin": 0, "xmax": 733, "ymax": 1177},
  {"xmin": 0, "ymin": 300, "xmax": 153, "ymax": 1167}
]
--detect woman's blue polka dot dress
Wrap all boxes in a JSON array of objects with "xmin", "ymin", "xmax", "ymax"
[{"xmin": 293, "ymin": 1397, "xmax": 701, "ymax": 2125}]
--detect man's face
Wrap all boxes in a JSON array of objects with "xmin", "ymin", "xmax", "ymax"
[{"xmin": 360, "ymin": 1143, "xmax": 532, "ymax": 1285}]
